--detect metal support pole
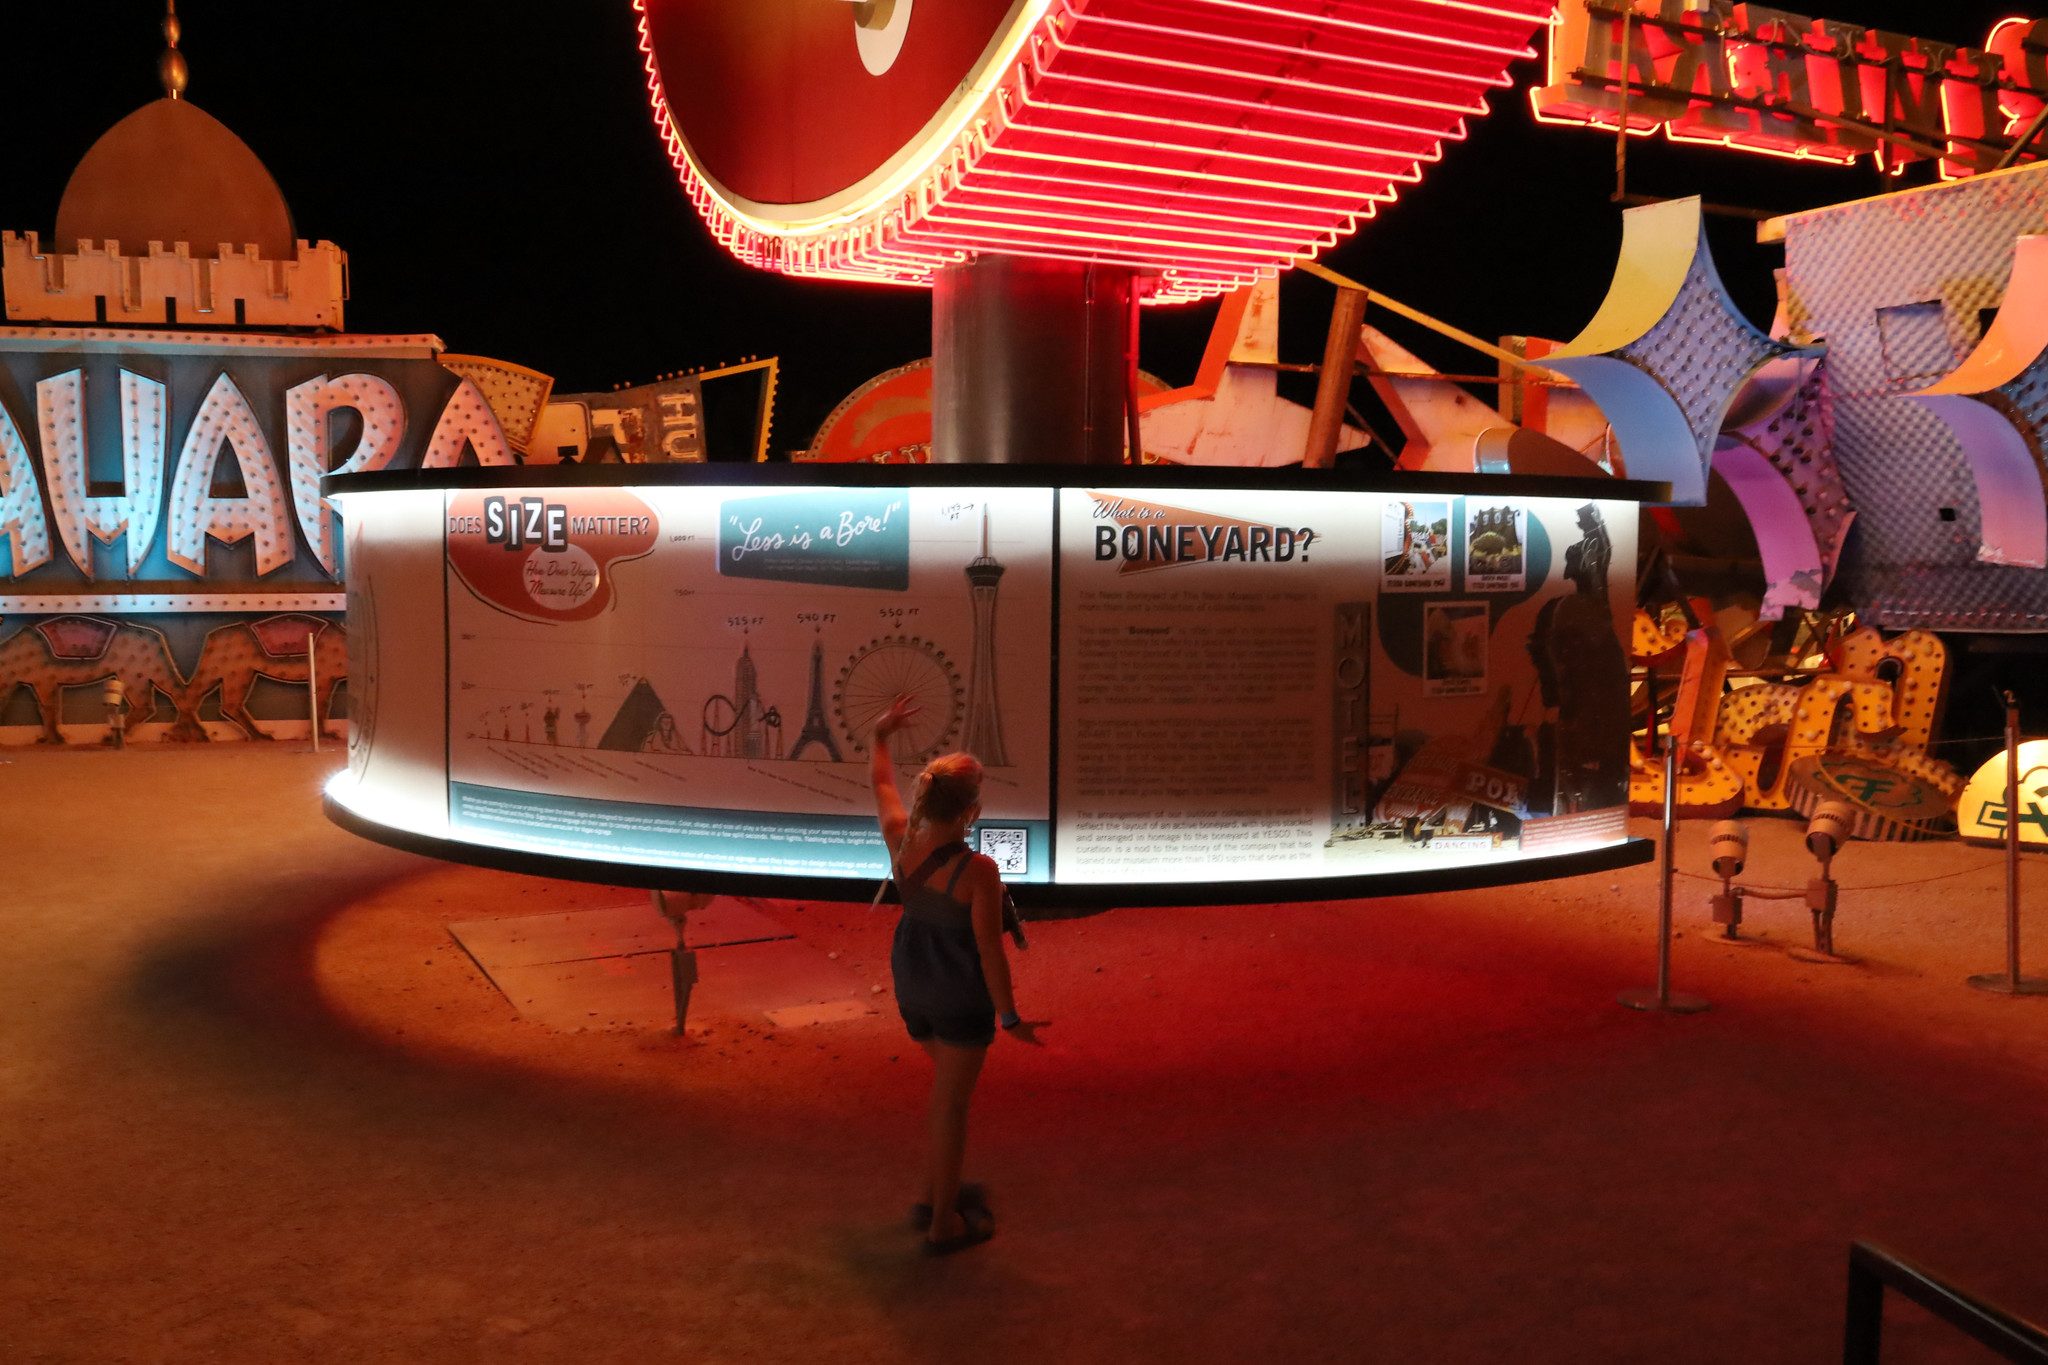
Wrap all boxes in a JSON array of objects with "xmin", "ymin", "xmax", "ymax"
[
  {"xmin": 1613, "ymin": 6, "xmax": 1632, "ymax": 204},
  {"xmin": 1708, "ymin": 878, "xmax": 1759, "ymax": 946},
  {"xmin": 1970, "ymin": 691, "xmax": 2048, "ymax": 995},
  {"xmin": 2010, "ymin": 691, "xmax": 2022, "ymax": 971},
  {"xmin": 1303, "ymin": 285, "xmax": 1368, "ymax": 467},
  {"xmin": 1621, "ymin": 678, "xmax": 1709, "ymax": 1014},
  {"xmin": 653, "ymin": 889, "xmax": 702, "ymax": 1031},
  {"xmin": 1803, "ymin": 857, "xmax": 1842, "ymax": 958},
  {"xmin": 1125, "ymin": 278, "xmax": 1144, "ymax": 466},
  {"xmin": 102, "ymin": 678, "xmax": 128, "ymax": 749},
  {"xmin": 1994, "ymin": 100, "xmax": 2048, "ymax": 172},
  {"xmin": 932, "ymin": 255, "xmax": 1135, "ymax": 465},
  {"xmin": 307, "ymin": 631, "xmax": 321, "ymax": 754},
  {"xmin": 1656, "ymin": 741, "xmax": 1676, "ymax": 997}
]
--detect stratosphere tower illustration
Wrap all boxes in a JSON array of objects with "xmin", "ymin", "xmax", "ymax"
[{"xmin": 961, "ymin": 506, "xmax": 1007, "ymax": 766}]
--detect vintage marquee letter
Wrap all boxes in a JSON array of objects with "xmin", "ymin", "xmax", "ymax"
[
  {"xmin": 1730, "ymin": 7, "xmax": 1818, "ymax": 110},
  {"xmin": 657, "ymin": 384, "xmax": 703, "ymax": 461},
  {"xmin": 42, "ymin": 369, "xmax": 168, "ymax": 579},
  {"xmin": 1987, "ymin": 18, "xmax": 2048, "ymax": 136},
  {"xmin": 285, "ymin": 373, "xmax": 406, "ymax": 574},
  {"xmin": 1802, "ymin": 18, "xmax": 1881, "ymax": 157},
  {"xmin": 1658, "ymin": 3, "xmax": 1755, "ymax": 146},
  {"xmin": 1726, "ymin": 5, "xmax": 1856, "ymax": 160},
  {"xmin": 422, "ymin": 378, "xmax": 517, "ymax": 468},
  {"xmin": 1532, "ymin": 0, "xmax": 1687, "ymax": 130},
  {"xmin": 1853, "ymin": 30, "xmax": 1955, "ymax": 171},
  {"xmin": 166, "ymin": 371, "xmax": 293, "ymax": 577},
  {"xmin": 0, "ymin": 389, "xmax": 52, "ymax": 576},
  {"xmin": 1939, "ymin": 47, "xmax": 2009, "ymax": 178}
]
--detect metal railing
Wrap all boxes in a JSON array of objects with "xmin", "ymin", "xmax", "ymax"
[{"xmin": 1844, "ymin": 1241, "xmax": 2048, "ymax": 1363}]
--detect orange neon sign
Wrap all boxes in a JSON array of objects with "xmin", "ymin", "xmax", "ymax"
[{"xmin": 1532, "ymin": 1, "xmax": 2048, "ymax": 180}]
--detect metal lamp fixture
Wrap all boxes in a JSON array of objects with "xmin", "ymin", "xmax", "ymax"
[{"xmin": 1798, "ymin": 800, "xmax": 1856, "ymax": 962}]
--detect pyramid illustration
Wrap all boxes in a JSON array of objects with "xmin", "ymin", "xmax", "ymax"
[{"xmin": 598, "ymin": 679, "xmax": 673, "ymax": 752}]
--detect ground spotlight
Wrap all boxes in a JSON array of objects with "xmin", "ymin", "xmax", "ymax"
[
  {"xmin": 1707, "ymin": 821, "xmax": 1751, "ymax": 941},
  {"xmin": 1709, "ymin": 820, "xmax": 1749, "ymax": 879},
  {"xmin": 1802, "ymin": 801, "xmax": 1857, "ymax": 962},
  {"xmin": 1805, "ymin": 801, "xmax": 1855, "ymax": 866}
]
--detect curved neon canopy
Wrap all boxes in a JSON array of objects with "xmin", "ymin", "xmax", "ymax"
[{"xmin": 636, "ymin": 0, "xmax": 1553, "ymax": 302}]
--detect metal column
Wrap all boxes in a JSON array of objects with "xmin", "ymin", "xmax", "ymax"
[{"xmin": 932, "ymin": 255, "xmax": 1137, "ymax": 465}]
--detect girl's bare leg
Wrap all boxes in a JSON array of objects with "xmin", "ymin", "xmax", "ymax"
[{"xmin": 919, "ymin": 1038, "xmax": 988, "ymax": 1241}]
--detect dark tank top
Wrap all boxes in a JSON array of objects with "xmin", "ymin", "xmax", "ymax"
[{"xmin": 890, "ymin": 841, "xmax": 994, "ymax": 1018}]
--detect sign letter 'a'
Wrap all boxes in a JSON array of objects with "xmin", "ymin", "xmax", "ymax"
[
  {"xmin": 166, "ymin": 372, "xmax": 294, "ymax": 576},
  {"xmin": 0, "ymin": 389, "xmax": 52, "ymax": 575},
  {"xmin": 286, "ymin": 373, "xmax": 406, "ymax": 574},
  {"xmin": 42, "ymin": 369, "xmax": 168, "ymax": 579},
  {"xmin": 422, "ymin": 378, "xmax": 517, "ymax": 468}
]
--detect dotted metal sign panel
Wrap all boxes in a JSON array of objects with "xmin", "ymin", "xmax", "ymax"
[
  {"xmin": 1547, "ymin": 200, "xmax": 1801, "ymax": 507},
  {"xmin": 1618, "ymin": 248, "xmax": 1796, "ymax": 468},
  {"xmin": 1723, "ymin": 362, "xmax": 1853, "ymax": 585},
  {"xmin": 1781, "ymin": 165, "xmax": 2048, "ymax": 630}
]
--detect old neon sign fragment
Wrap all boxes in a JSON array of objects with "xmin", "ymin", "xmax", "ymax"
[
  {"xmin": 1533, "ymin": 0, "xmax": 2048, "ymax": 178},
  {"xmin": 0, "ymin": 367, "xmax": 512, "ymax": 584}
]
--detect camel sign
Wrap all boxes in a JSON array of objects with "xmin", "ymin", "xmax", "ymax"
[
  {"xmin": 0, "ymin": 330, "xmax": 514, "ymax": 606},
  {"xmin": 1, "ymin": 612, "xmax": 345, "ymax": 745}
]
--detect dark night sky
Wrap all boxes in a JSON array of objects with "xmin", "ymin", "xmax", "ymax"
[{"xmin": 0, "ymin": 2, "xmax": 2028, "ymax": 450}]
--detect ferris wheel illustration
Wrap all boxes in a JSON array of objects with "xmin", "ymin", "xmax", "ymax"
[{"xmin": 834, "ymin": 634, "xmax": 963, "ymax": 761}]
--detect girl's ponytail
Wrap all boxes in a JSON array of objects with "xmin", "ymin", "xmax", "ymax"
[{"xmin": 910, "ymin": 752, "xmax": 983, "ymax": 828}]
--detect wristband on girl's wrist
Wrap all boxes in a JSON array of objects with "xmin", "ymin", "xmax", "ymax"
[{"xmin": 999, "ymin": 1010, "xmax": 1021, "ymax": 1030}]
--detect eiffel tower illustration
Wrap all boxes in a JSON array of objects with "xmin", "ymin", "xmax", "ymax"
[{"xmin": 789, "ymin": 633, "xmax": 843, "ymax": 761}]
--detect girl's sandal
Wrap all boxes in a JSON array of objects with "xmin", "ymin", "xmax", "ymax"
[
  {"xmin": 922, "ymin": 1206, "xmax": 995, "ymax": 1257},
  {"xmin": 907, "ymin": 1182, "xmax": 988, "ymax": 1231}
]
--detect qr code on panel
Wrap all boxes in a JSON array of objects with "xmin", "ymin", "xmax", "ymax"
[{"xmin": 978, "ymin": 826, "xmax": 1029, "ymax": 875}]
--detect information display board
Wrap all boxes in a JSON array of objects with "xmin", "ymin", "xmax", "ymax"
[
  {"xmin": 439, "ymin": 483, "xmax": 1053, "ymax": 879},
  {"xmin": 1055, "ymin": 488, "xmax": 1632, "ymax": 884},
  {"xmin": 327, "ymin": 468, "xmax": 1647, "ymax": 903}
]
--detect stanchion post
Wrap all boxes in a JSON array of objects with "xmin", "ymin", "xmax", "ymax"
[
  {"xmin": 1969, "ymin": 690, "xmax": 2048, "ymax": 996},
  {"xmin": 1657, "ymin": 740, "xmax": 1675, "ymax": 999},
  {"xmin": 2010, "ymin": 688, "xmax": 2021, "ymax": 975},
  {"xmin": 1842, "ymin": 1250, "xmax": 1884, "ymax": 1365},
  {"xmin": 1621, "ymin": 672, "xmax": 1709, "ymax": 1014}
]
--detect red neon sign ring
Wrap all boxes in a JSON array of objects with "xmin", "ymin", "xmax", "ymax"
[{"xmin": 637, "ymin": 0, "xmax": 1552, "ymax": 301}]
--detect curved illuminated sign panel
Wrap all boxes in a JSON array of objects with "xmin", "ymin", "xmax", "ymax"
[
  {"xmin": 326, "ymin": 466, "xmax": 1655, "ymax": 907},
  {"xmin": 1533, "ymin": 0, "xmax": 2048, "ymax": 180},
  {"xmin": 635, "ymin": 0, "xmax": 1553, "ymax": 301}
]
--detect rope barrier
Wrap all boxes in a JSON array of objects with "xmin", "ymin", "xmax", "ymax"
[
  {"xmin": 1628, "ymin": 732, "xmax": 2005, "ymax": 748},
  {"xmin": 1673, "ymin": 860, "xmax": 2005, "ymax": 893}
]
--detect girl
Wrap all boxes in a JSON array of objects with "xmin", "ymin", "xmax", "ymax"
[{"xmin": 868, "ymin": 695, "xmax": 1042, "ymax": 1255}]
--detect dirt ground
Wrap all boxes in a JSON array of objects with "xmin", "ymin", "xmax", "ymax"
[{"xmin": 5, "ymin": 744, "xmax": 2047, "ymax": 1363}]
